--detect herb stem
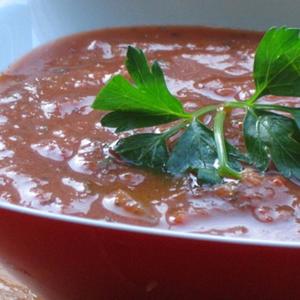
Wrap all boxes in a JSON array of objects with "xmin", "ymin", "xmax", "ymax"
[
  {"xmin": 192, "ymin": 104, "xmax": 217, "ymax": 119},
  {"xmin": 163, "ymin": 120, "xmax": 189, "ymax": 139},
  {"xmin": 214, "ymin": 107, "xmax": 241, "ymax": 180},
  {"xmin": 246, "ymin": 89, "xmax": 264, "ymax": 105},
  {"xmin": 226, "ymin": 100, "xmax": 250, "ymax": 109}
]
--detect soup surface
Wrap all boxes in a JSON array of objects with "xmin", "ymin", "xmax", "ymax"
[{"xmin": 0, "ymin": 26, "xmax": 300, "ymax": 241}]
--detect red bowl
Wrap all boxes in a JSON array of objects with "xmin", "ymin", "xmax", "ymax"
[
  {"xmin": 0, "ymin": 203, "xmax": 299, "ymax": 299},
  {"xmin": 1, "ymin": 1, "xmax": 300, "ymax": 299}
]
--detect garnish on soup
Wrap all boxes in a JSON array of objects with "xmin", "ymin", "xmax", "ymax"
[{"xmin": 92, "ymin": 27, "xmax": 300, "ymax": 184}]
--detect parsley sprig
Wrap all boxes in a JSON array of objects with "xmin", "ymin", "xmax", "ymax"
[{"xmin": 92, "ymin": 26, "xmax": 300, "ymax": 184}]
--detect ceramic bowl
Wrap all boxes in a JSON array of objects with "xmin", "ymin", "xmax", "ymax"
[{"xmin": 1, "ymin": 1, "xmax": 300, "ymax": 299}]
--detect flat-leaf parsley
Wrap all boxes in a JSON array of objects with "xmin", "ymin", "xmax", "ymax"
[{"xmin": 92, "ymin": 26, "xmax": 300, "ymax": 184}]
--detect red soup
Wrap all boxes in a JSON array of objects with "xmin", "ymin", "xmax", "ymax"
[{"xmin": 0, "ymin": 26, "xmax": 299, "ymax": 242}]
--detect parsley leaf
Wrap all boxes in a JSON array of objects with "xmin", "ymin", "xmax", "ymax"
[
  {"xmin": 101, "ymin": 111, "xmax": 177, "ymax": 132},
  {"xmin": 92, "ymin": 46, "xmax": 190, "ymax": 130},
  {"xmin": 93, "ymin": 28, "xmax": 300, "ymax": 185},
  {"xmin": 290, "ymin": 108, "xmax": 300, "ymax": 129},
  {"xmin": 197, "ymin": 167, "xmax": 222, "ymax": 185},
  {"xmin": 254, "ymin": 27, "xmax": 300, "ymax": 98},
  {"xmin": 244, "ymin": 110, "xmax": 271, "ymax": 171},
  {"xmin": 114, "ymin": 133, "xmax": 169, "ymax": 171},
  {"xmin": 166, "ymin": 120, "xmax": 244, "ymax": 184},
  {"xmin": 244, "ymin": 109, "xmax": 300, "ymax": 180},
  {"xmin": 254, "ymin": 104, "xmax": 300, "ymax": 130}
]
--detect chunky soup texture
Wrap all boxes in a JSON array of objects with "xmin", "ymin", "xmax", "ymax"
[{"xmin": 0, "ymin": 27, "xmax": 300, "ymax": 241}]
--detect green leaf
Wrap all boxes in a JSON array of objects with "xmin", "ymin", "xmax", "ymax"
[
  {"xmin": 244, "ymin": 110, "xmax": 271, "ymax": 171},
  {"xmin": 197, "ymin": 167, "xmax": 222, "ymax": 185},
  {"xmin": 101, "ymin": 111, "xmax": 177, "ymax": 132},
  {"xmin": 166, "ymin": 121, "xmax": 217, "ymax": 174},
  {"xmin": 226, "ymin": 141, "xmax": 251, "ymax": 164},
  {"xmin": 291, "ymin": 108, "xmax": 300, "ymax": 130},
  {"xmin": 92, "ymin": 46, "xmax": 189, "ymax": 125},
  {"xmin": 254, "ymin": 104, "xmax": 300, "ymax": 130},
  {"xmin": 125, "ymin": 46, "xmax": 154, "ymax": 88},
  {"xmin": 114, "ymin": 133, "xmax": 169, "ymax": 171},
  {"xmin": 280, "ymin": 107, "xmax": 300, "ymax": 130},
  {"xmin": 254, "ymin": 26, "xmax": 300, "ymax": 98},
  {"xmin": 244, "ymin": 109, "xmax": 300, "ymax": 180},
  {"xmin": 166, "ymin": 120, "xmax": 244, "ymax": 183}
]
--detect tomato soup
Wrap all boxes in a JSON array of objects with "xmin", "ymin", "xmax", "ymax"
[{"xmin": 0, "ymin": 26, "xmax": 299, "ymax": 241}]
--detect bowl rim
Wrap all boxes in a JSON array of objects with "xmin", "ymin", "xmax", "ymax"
[{"xmin": 1, "ymin": 201, "xmax": 300, "ymax": 249}]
